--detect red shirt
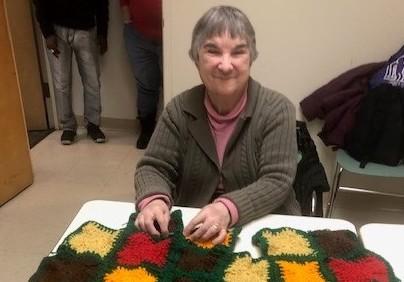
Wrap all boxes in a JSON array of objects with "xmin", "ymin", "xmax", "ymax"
[{"xmin": 120, "ymin": 0, "xmax": 162, "ymax": 42}]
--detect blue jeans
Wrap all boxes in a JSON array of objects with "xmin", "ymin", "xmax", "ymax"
[
  {"xmin": 124, "ymin": 24, "xmax": 162, "ymax": 119},
  {"xmin": 47, "ymin": 25, "xmax": 101, "ymax": 131}
]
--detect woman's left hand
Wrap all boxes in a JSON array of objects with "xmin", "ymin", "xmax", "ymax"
[{"xmin": 183, "ymin": 203, "xmax": 231, "ymax": 245}]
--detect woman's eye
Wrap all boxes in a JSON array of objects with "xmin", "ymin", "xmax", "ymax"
[
  {"xmin": 232, "ymin": 49, "xmax": 247, "ymax": 56},
  {"xmin": 207, "ymin": 49, "xmax": 220, "ymax": 55}
]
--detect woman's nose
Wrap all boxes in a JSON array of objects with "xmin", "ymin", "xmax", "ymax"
[{"xmin": 217, "ymin": 55, "xmax": 233, "ymax": 73}]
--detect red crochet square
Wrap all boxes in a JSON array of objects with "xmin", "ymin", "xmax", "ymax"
[
  {"xmin": 117, "ymin": 232, "xmax": 171, "ymax": 267},
  {"xmin": 328, "ymin": 255, "xmax": 390, "ymax": 282}
]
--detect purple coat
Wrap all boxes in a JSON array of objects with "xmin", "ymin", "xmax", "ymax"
[{"xmin": 300, "ymin": 62, "xmax": 385, "ymax": 148}]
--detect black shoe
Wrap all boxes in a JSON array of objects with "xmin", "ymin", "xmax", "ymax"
[
  {"xmin": 87, "ymin": 122, "xmax": 106, "ymax": 143},
  {"xmin": 61, "ymin": 130, "xmax": 76, "ymax": 145}
]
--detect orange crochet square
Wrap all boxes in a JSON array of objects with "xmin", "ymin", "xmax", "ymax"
[
  {"xmin": 277, "ymin": 260, "xmax": 326, "ymax": 282},
  {"xmin": 190, "ymin": 230, "xmax": 233, "ymax": 249}
]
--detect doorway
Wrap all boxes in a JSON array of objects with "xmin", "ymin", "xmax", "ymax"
[{"xmin": 3, "ymin": 0, "xmax": 54, "ymax": 147}]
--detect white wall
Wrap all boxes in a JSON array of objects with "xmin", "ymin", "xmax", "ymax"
[
  {"xmin": 72, "ymin": 0, "xmax": 137, "ymax": 120},
  {"xmin": 163, "ymin": 0, "xmax": 404, "ymax": 104},
  {"xmin": 66, "ymin": 0, "xmax": 404, "ymax": 182},
  {"xmin": 163, "ymin": 0, "xmax": 404, "ymax": 182}
]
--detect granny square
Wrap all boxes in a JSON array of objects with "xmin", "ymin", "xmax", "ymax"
[{"xmin": 30, "ymin": 211, "xmax": 400, "ymax": 282}]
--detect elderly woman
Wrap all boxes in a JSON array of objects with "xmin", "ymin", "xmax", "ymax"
[{"xmin": 134, "ymin": 5, "xmax": 300, "ymax": 244}]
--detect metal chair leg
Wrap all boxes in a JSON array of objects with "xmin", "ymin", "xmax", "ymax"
[
  {"xmin": 310, "ymin": 190, "xmax": 317, "ymax": 216},
  {"xmin": 326, "ymin": 163, "xmax": 343, "ymax": 218},
  {"xmin": 328, "ymin": 169, "xmax": 342, "ymax": 217}
]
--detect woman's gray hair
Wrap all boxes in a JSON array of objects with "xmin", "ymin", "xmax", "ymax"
[{"xmin": 189, "ymin": 6, "xmax": 258, "ymax": 63}]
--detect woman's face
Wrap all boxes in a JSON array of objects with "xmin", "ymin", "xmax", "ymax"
[{"xmin": 196, "ymin": 32, "xmax": 251, "ymax": 99}]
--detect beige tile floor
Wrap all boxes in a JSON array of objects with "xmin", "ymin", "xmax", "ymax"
[
  {"xmin": 1, "ymin": 128, "xmax": 404, "ymax": 281},
  {"xmin": 0, "ymin": 128, "xmax": 141, "ymax": 282}
]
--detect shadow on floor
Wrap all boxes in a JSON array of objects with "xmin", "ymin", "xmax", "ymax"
[{"xmin": 28, "ymin": 130, "xmax": 54, "ymax": 148}]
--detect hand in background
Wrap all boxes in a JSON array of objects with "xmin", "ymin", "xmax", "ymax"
[
  {"xmin": 135, "ymin": 199, "xmax": 170, "ymax": 238},
  {"xmin": 98, "ymin": 36, "xmax": 108, "ymax": 55},
  {"xmin": 45, "ymin": 35, "xmax": 60, "ymax": 58},
  {"xmin": 183, "ymin": 203, "xmax": 231, "ymax": 245}
]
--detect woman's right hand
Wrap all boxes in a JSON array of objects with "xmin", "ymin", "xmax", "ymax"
[{"xmin": 135, "ymin": 199, "xmax": 170, "ymax": 238}]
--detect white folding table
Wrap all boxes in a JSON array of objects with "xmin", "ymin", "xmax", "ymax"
[
  {"xmin": 52, "ymin": 200, "xmax": 356, "ymax": 258},
  {"xmin": 360, "ymin": 223, "xmax": 404, "ymax": 281}
]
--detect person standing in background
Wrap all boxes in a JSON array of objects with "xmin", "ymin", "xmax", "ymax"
[
  {"xmin": 120, "ymin": 0, "xmax": 163, "ymax": 149},
  {"xmin": 33, "ymin": 0, "xmax": 109, "ymax": 145}
]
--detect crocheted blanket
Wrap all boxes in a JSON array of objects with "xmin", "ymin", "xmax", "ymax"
[{"xmin": 30, "ymin": 211, "xmax": 399, "ymax": 282}]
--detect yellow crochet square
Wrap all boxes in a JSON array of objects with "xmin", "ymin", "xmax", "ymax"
[
  {"xmin": 262, "ymin": 229, "xmax": 315, "ymax": 256},
  {"xmin": 68, "ymin": 222, "xmax": 120, "ymax": 258},
  {"xmin": 224, "ymin": 255, "xmax": 269, "ymax": 282},
  {"xmin": 104, "ymin": 266, "xmax": 157, "ymax": 282},
  {"xmin": 277, "ymin": 260, "xmax": 325, "ymax": 282}
]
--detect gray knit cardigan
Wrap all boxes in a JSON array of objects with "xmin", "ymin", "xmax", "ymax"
[{"xmin": 135, "ymin": 78, "xmax": 301, "ymax": 226}]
